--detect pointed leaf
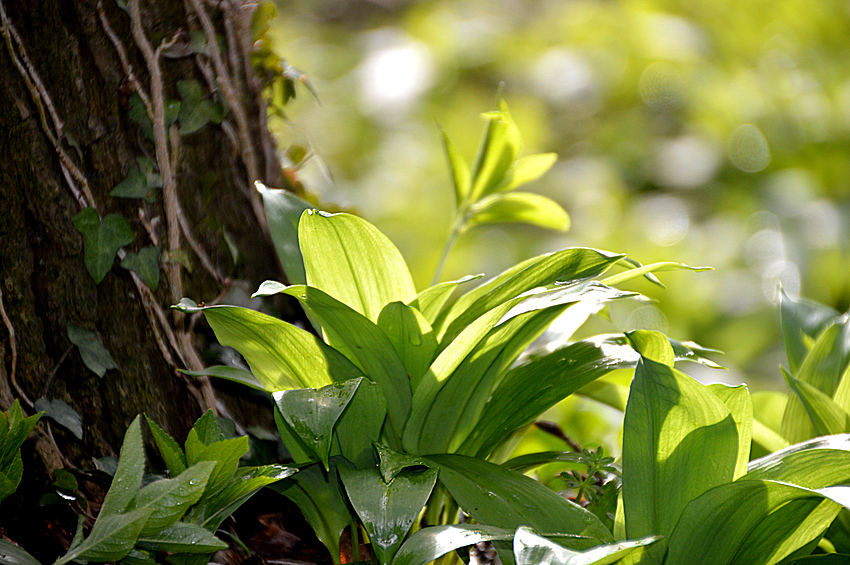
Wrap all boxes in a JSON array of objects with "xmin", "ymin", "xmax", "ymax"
[
  {"xmin": 258, "ymin": 184, "xmax": 313, "ymax": 286},
  {"xmin": 186, "ymin": 435, "xmax": 249, "ymax": 503},
  {"xmin": 465, "ymin": 192, "xmax": 568, "ymax": 232},
  {"xmin": 144, "ymin": 415, "xmax": 187, "ymax": 477},
  {"xmin": 746, "ymin": 433, "xmax": 850, "ymax": 487},
  {"xmin": 412, "ymin": 274, "xmax": 483, "ymax": 324},
  {"xmin": 625, "ymin": 330, "xmax": 675, "ymax": 366},
  {"xmin": 192, "ymin": 410, "xmax": 224, "ymax": 446},
  {"xmin": 172, "ymin": 301, "xmax": 361, "ymax": 391},
  {"xmin": 34, "ymin": 397, "xmax": 83, "ymax": 440},
  {"xmin": 376, "ymin": 445, "xmax": 429, "ymax": 483},
  {"xmin": 56, "ymin": 507, "xmax": 154, "ymax": 565},
  {"xmin": 271, "ymin": 460, "xmax": 352, "ymax": 565},
  {"xmin": 200, "ymin": 465, "xmax": 297, "ymax": 531},
  {"xmin": 110, "ymin": 168, "xmax": 147, "ymax": 199},
  {"xmin": 274, "ymin": 379, "xmax": 360, "ymax": 469},
  {"xmin": 783, "ymin": 368, "xmax": 850, "ymax": 436},
  {"xmin": 707, "ymin": 383, "xmax": 753, "ymax": 479},
  {"xmin": 393, "ymin": 524, "xmax": 515, "ymax": 565},
  {"xmin": 441, "ymin": 129, "xmax": 471, "ymax": 209},
  {"xmin": 469, "ymin": 99, "xmax": 522, "ymax": 201},
  {"xmin": 501, "ymin": 153, "xmax": 558, "ymax": 192},
  {"xmin": 339, "ymin": 465, "xmax": 438, "ymax": 565},
  {"xmin": 180, "ymin": 365, "xmax": 265, "ymax": 392},
  {"xmin": 299, "ymin": 210, "xmax": 416, "ymax": 323},
  {"xmin": 377, "ymin": 302, "xmax": 438, "ymax": 385},
  {"xmin": 600, "ymin": 262, "xmax": 711, "ymax": 288},
  {"xmin": 513, "ymin": 526, "xmax": 660, "ymax": 565},
  {"xmin": 622, "ymin": 357, "xmax": 738, "ymax": 540},
  {"xmin": 434, "ymin": 248, "xmax": 624, "ymax": 347},
  {"xmin": 120, "ymin": 246, "xmax": 160, "ymax": 291},
  {"xmin": 66, "ymin": 323, "xmax": 118, "ymax": 378},
  {"xmin": 332, "ymin": 379, "xmax": 386, "ymax": 468},
  {"xmin": 136, "ymin": 522, "xmax": 227, "ymax": 553},
  {"xmin": 780, "ymin": 288, "xmax": 841, "ymax": 376},
  {"xmin": 72, "ymin": 209, "xmax": 135, "ymax": 284},
  {"xmin": 132, "ymin": 461, "xmax": 215, "ymax": 535},
  {"xmin": 100, "ymin": 416, "xmax": 145, "ymax": 517},
  {"xmin": 424, "ymin": 454, "xmax": 613, "ymax": 547}
]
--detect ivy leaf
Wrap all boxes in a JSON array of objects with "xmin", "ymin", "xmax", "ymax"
[
  {"xmin": 72, "ymin": 209, "xmax": 135, "ymax": 284},
  {"xmin": 66, "ymin": 323, "xmax": 118, "ymax": 378},
  {"xmin": 111, "ymin": 158, "xmax": 162, "ymax": 203},
  {"xmin": 120, "ymin": 246, "xmax": 161, "ymax": 291},
  {"xmin": 34, "ymin": 398, "xmax": 83, "ymax": 439},
  {"xmin": 178, "ymin": 80, "xmax": 227, "ymax": 135}
]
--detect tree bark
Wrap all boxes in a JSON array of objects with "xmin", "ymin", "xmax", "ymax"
[{"xmin": 0, "ymin": 0, "xmax": 290, "ymax": 471}]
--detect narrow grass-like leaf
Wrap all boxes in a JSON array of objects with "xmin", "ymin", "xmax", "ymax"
[
  {"xmin": 136, "ymin": 522, "xmax": 227, "ymax": 553},
  {"xmin": 377, "ymin": 302, "xmax": 438, "ymax": 385},
  {"xmin": 269, "ymin": 286, "xmax": 411, "ymax": 438},
  {"xmin": 783, "ymin": 368, "xmax": 850, "ymax": 436},
  {"xmin": 746, "ymin": 434, "xmax": 850, "ymax": 487},
  {"xmin": 600, "ymin": 262, "xmax": 710, "ymax": 288},
  {"xmin": 425, "ymin": 454, "xmax": 613, "ymax": 547},
  {"xmin": 173, "ymin": 300, "xmax": 361, "ymax": 391},
  {"xmin": 180, "ymin": 365, "xmax": 264, "ymax": 392},
  {"xmin": 271, "ymin": 460, "xmax": 352, "ymax": 565},
  {"xmin": 132, "ymin": 461, "xmax": 215, "ymax": 535},
  {"xmin": 622, "ymin": 357, "xmax": 738, "ymax": 540},
  {"xmin": 339, "ymin": 465, "xmax": 438, "ymax": 565},
  {"xmin": 434, "ymin": 248, "xmax": 624, "ymax": 346},
  {"xmin": 299, "ymin": 210, "xmax": 417, "ymax": 323},
  {"xmin": 469, "ymin": 99, "xmax": 521, "ymax": 201},
  {"xmin": 412, "ymin": 274, "xmax": 482, "ymax": 325},
  {"xmin": 441, "ymin": 128, "xmax": 471, "ymax": 209},
  {"xmin": 144, "ymin": 415, "xmax": 187, "ymax": 477},
  {"xmin": 465, "ymin": 192, "xmax": 568, "ymax": 232},
  {"xmin": 274, "ymin": 379, "xmax": 360, "ymax": 469},
  {"xmin": 708, "ymin": 383, "xmax": 753, "ymax": 479},
  {"xmin": 501, "ymin": 451, "xmax": 584, "ymax": 474},
  {"xmin": 392, "ymin": 524, "xmax": 515, "ymax": 565}
]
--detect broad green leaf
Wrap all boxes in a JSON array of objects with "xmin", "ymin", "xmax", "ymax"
[
  {"xmin": 274, "ymin": 379, "xmax": 360, "ymax": 469},
  {"xmin": 425, "ymin": 454, "xmax": 613, "ymax": 548},
  {"xmin": 258, "ymin": 183, "xmax": 312, "ymax": 286},
  {"xmin": 299, "ymin": 210, "xmax": 416, "ymax": 323},
  {"xmin": 66, "ymin": 323, "xmax": 118, "ymax": 378},
  {"xmin": 465, "ymin": 192, "xmax": 569, "ymax": 232},
  {"xmin": 332, "ymin": 379, "xmax": 386, "ymax": 467},
  {"xmin": 339, "ymin": 465, "xmax": 438, "ymax": 565},
  {"xmin": 375, "ymin": 444, "xmax": 429, "ymax": 483},
  {"xmin": 625, "ymin": 330, "xmax": 674, "ymax": 366},
  {"xmin": 783, "ymin": 368, "xmax": 850, "ymax": 436},
  {"xmin": 786, "ymin": 556, "xmax": 850, "ymax": 564},
  {"xmin": 751, "ymin": 391, "xmax": 791, "ymax": 456},
  {"xmin": 132, "ymin": 461, "xmax": 215, "ymax": 535},
  {"xmin": 120, "ymin": 246, "xmax": 160, "ymax": 291},
  {"xmin": 144, "ymin": 415, "xmax": 187, "ymax": 477},
  {"xmin": 665, "ymin": 479, "xmax": 846, "ymax": 565},
  {"xmin": 412, "ymin": 274, "xmax": 482, "ymax": 324},
  {"xmin": 271, "ymin": 460, "xmax": 352, "ymax": 565},
  {"xmin": 434, "ymin": 248, "xmax": 624, "ymax": 346},
  {"xmin": 782, "ymin": 322, "xmax": 849, "ymax": 443},
  {"xmin": 34, "ymin": 397, "xmax": 83, "ymax": 440},
  {"xmin": 501, "ymin": 153, "xmax": 558, "ymax": 192},
  {"xmin": 55, "ymin": 507, "xmax": 154, "ymax": 565},
  {"xmin": 377, "ymin": 302, "xmax": 438, "ymax": 385},
  {"xmin": 459, "ymin": 336, "xmax": 639, "ymax": 457},
  {"xmin": 0, "ymin": 541, "xmax": 41, "ymax": 565},
  {"xmin": 779, "ymin": 288, "xmax": 841, "ymax": 376},
  {"xmin": 264, "ymin": 286, "xmax": 411, "ymax": 439},
  {"xmin": 403, "ymin": 298, "xmax": 525, "ymax": 454},
  {"xmin": 172, "ymin": 300, "xmax": 361, "ymax": 391},
  {"xmin": 191, "ymin": 410, "xmax": 224, "ymax": 446},
  {"xmin": 469, "ymin": 99, "xmax": 521, "ymax": 201},
  {"xmin": 513, "ymin": 526, "xmax": 660, "ymax": 565},
  {"xmin": 200, "ymin": 465, "xmax": 296, "ymax": 531},
  {"xmin": 100, "ymin": 416, "xmax": 145, "ymax": 517},
  {"xmin": 180, "ymin": 365, "xmax": 264, "ymax": 392},
  {"xmin": 441, "ymin": 128, "xmax": 471, "ymax": 208},
  {"xmin": 72, "ymin": 209, "xmax": 135, "ymax": 284},
  {"xmin": 136, "ymin": 522, "xmax": 227, "ymax": 553},
  {"xmin": 274, "ymin": 405, "xmax": 317, "ymax": 465},
  {"xmin": 393, "ymin": 524, "xmax": 515, "ymax": 565},
  {"xmin": 185, "ymin": 435, "xmax": 248, "ymax": 503},
  {"xmin": 707, "ymin": 383, "xmax": 753, "ymax": 479},
  {"xmin": 745, "ymin": 434, "xmax": 850, "ymax": 487},
  {"xmin": 622, "ymin": 357, "xmax": 738, "ymax": 540}
]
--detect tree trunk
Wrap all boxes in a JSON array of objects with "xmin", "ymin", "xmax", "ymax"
[{"xmin": 0, "ymin": 0, "xmax": 291, "ymax": 474}]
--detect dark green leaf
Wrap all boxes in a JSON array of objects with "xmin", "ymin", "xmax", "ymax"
[
  {"xmin": 501, "ymin": 451, "xmax": 584, "ymax": 474},
  {"xmin": 200, "ymin": 465, "xmax": 296, "ymax": 531},
  {"xmin": 393, "ymin": 524, "xmax": 515, "ymax": 565},
  {"xmin": 144, "ymin": 415, "xmax": 187, "ymax": 477},
  {"xmin": 258, "ymin": 184, "xmax": 313, "ymax": 286},
  {"xmin": 180, "ymin": 365, "xmax": 265, "ymax": 392},
  {"xmin": 66, "ymin": 323, "xmax": 118, "ymax": 378},
  {"xmin": 136, "ymin": 522, "xmax": 227, "ymax": 553},
  {"xmin": 332, "ymin": 379, "xmax": 386, "ymax": 468},
  {"xmin": 100, "ymin": 415, "xmax": 145, "ymax": 517},
  {"xmin": 120, "ymin": 246, "xmax": 160, "ymax": 291},
  {"xmin": 185, "ymin": 435, "xmax": 248, "ymax": 502},
  {"xmin": 56, "ymin": 507, "xmax": 154, "ymax": 565},
  {"xmin": 72, "ymin": 209, "xmax": 135, "ymax": 284},
  {"xmin": 339, "ymin": 465, "xmax": 438, "ymax": 565},
  {"xmin": 110, "ymin": 168, "xmax": 147, "ymax": 199},
  {"xmin": 192, "ymin": 410, "xmax": 224, "ymax": 446},
  {"xmin": 0, "ymin": 541, "xmax": 42, "ymax": 565},
  {"xmin": 132, "ymin": 461, "xmax": 215, "ymax": 535},
  {"xmin": 34, "ymin": 397, "xmax": 83, "ymax": 440}
]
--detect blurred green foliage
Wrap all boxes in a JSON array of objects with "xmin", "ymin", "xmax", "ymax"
[{"xmin": 266, "ymin": 0, "xmax": 850, "ymax": 455}]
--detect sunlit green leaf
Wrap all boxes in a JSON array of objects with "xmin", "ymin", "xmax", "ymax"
[
  {"xmin": 66, "ymin": 323, "xmax": 118, "ymax": 378},
  {"xmin": 745, "ymin": 434, "xmax": 850, "ymax": 487},
  {"xmin": 299, "ymin": 210, "xmax": 417, "ymax": 323},
  {"xmin": 622, "ymin": 357, "xmax": 738, "ymax": 540},
  {"xmin": 469, "ymin": 99, "xmax": 521, "ymax": 201},
  {"xmin": 501, "ymin": 153, "xmax": 558, "ymax": 192},
  {"xmin": 339, "ymin": 465, "xmax": 438, "ymax": 565},
  {"xmin": 783, "ymin": 368, "xmax": 850, "ymax": 436},
  {"xmin": 707, "ymin": 383, "xmax": 753, "ymax": 479},
  {"xmin": 441, "ymin": 128, "xmax": 471, "ymax": 209},
  {"xmin": 258, "ymin": 184, "xmax": 312, "ymax": 286},
  {"xmin": 779, "ymin": 288, "xmax": 841, "ymax": 376},
  {"xmin": 55, "ymin": 508, "xmax": 153, "ymax": 565},
  {"xmin": 172, "ymin": 300, "xmax": 361, "ymax": 391},
  {"xmin": 377, "ymin": 301, "xmax": 438, "ymax": 385},
  {"xmin": 199, "ymin": 465, "xmax": 297, "ymax": 531},
  {"xmin": 465, "ymin": 192, "xmax": 569, "ymax": 232},
  {"xmin": 412, "ymin": 274, "xmax": 482, "ymax": 324},
  {"xmin": 513, "ymin": 526, "xmax": 660, "ymax": 565}
]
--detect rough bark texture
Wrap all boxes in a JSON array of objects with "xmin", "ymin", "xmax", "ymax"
[{"xmin": 0, "ymin": 0, "xmax": 290, "ymax": 471}]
